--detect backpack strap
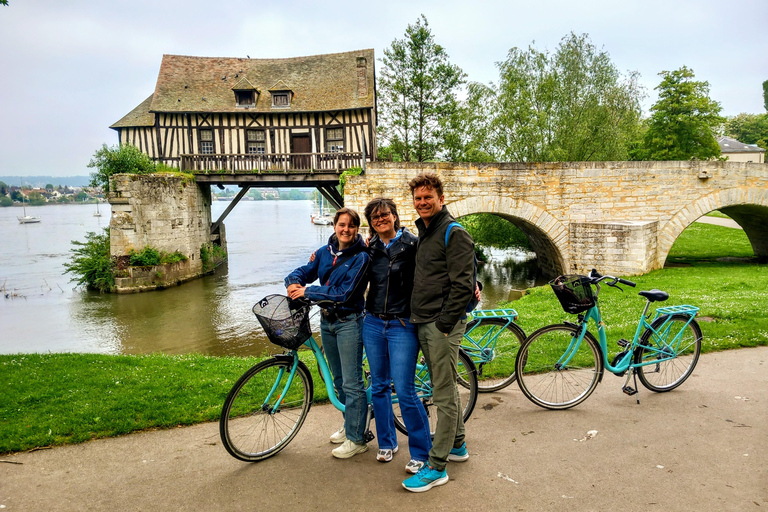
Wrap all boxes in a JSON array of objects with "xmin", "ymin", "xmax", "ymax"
[{"xmin": 445, "ymin": 221, "xmax": 463, "ymax": 246}]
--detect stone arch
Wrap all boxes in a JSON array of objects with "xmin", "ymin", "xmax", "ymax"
[
  {"xmin": 658, "ymin": 187, "xmax": 768, "ymax": 265},
  {"xmin": 447, "ymin": 195, "xmax": 570, "ymax": 277}
]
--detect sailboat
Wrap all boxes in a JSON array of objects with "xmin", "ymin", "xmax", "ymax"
[
  {"xmin": 311, "ymin": 194, "xmax": 332, "ymax": 225},
  {"xmin": 17, "ymin": 186, "xmax": 41, "ymax": 224},
  {"xmin": 94, "ymin": 199, "xmax": 103, "ymax": 217}
]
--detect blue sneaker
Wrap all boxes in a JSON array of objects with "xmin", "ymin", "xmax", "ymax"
[
  {"xmin": 447, "ymin": 442, "xmax": 469, "ymax": 462},
  {"xmin": 402, "ymin": 465, "xmax": 448, "ymax": 493}
]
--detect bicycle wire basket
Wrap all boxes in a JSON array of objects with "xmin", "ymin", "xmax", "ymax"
[
  {"xmin": 549, "ymin": 275, "xmax": 596, "ymax": 314},
  {"xmin": 252, "ymin": 294, "xmax": 312, "ymax": 350}
]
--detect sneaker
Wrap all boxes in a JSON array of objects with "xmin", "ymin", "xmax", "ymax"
[
  {"xmin": 332, "ymin": 439, "xmax": 369, "ymax": 459},
  {"xmin": 405, "ymin": 459, "xmax": 425, "ymax": 474},
  {"xmin": 447, "ymin": 442, "xmax": 469, "ymax": 462},
  {"xmin": 376, "ymin": 446, "xmax": 398, "ymax": 462},
  {"xmin": 402, "ymin": 465, "xmax": 449, "ymax": 493},
  {"xmin": 329, "ymin": 426, "xmax": 346, "ymax": 444}
]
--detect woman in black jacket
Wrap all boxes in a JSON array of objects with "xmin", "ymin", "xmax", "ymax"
[{"xmin": 363, "ymin": 198, "xmax": 432, "ymax": 474}]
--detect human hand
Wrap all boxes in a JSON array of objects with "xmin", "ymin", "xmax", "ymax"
[
  {"xmin": 287, "ymin": 286, "xmax": 306, "ymax": 300},
  {"xmin": 287, "ymin": 284, "xmax": 302, "ymax": 296},
  {"xmin": 474, "ymin": 282, "xmax": 482, "ymax": 301},
  {"xmin": 308, "ymin": 250, "xmax": 316, "ymax": 263}
]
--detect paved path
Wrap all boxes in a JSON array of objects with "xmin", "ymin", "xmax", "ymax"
[
  {"xmin": 2, "ymin": 347, "xmax": 766, "ymax": 511},
  {"xmin": 695, "ymin": 216, "xmax": 741, "ymax": 229}
]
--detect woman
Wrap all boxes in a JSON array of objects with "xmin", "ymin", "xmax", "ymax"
[
  {"xmin": 284, "ymin": 207, "xmax": 371, "ymax": 459},
  {"xmin": 363, "ymin": 198, "xmax": 432, "ymax": 474}
]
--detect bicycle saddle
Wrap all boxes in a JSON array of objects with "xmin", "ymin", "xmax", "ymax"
[{"xmin": 639, "ymin": 289, "xmax": 669, "ymax": 302}]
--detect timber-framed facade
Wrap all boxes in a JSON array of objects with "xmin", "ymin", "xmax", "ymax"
[{"xmin": 111, "ymin": 50, "xmax": 377, "ymax": 172}]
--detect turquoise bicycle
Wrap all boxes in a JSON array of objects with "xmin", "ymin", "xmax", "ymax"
[
  {"xmin": 515, "ymin": 270, "xmax": 703, "ymax": 410},
  {"xmin": 220, "ymin": 295, "xmax": 478, "ymax": 462},
  {"xmin": 462, "ymin": 309, "xmax": 526, "ymax": 392}
]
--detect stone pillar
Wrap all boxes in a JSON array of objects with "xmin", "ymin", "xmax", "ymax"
[{"xmin": 569, "ymin": 221, "xmax": 658, "ymax": 275}]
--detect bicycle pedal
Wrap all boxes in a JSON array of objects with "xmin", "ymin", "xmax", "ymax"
[
  {"xmin": 622, "ymin": 386, "xmax": 637, "ymax": 396},
  {"xmin": 363, "ymin": 430, "xmax": 375, "ymax": 443},
  {"xmin": 617, "ymin": 338, "xmax": 630, "ymax": 348}
]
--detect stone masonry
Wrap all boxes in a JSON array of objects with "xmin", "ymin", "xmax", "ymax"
[
  {"xmin": 109, "ymin": 174, "xmax": 224, "ymax": 292},
  {"xmin": 344, "ymin": 161, "xmax": 768, "ymax": 277}
]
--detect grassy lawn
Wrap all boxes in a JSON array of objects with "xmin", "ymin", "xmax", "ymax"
[{"xmin": 2, "ymin": 221, "xmax": 766, "ymax": 454}]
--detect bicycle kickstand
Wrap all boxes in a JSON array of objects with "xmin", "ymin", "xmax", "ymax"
[
  {"xmin": 363, "ymin": 403, "xmax": 376, "ymax": 443},
  {"xmin": 622, "ymin": 369, "xmax": 641, "ymax": 405}
]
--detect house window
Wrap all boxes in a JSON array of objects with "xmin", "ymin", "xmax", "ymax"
[
  {"xmin": 325, "ymin": 127, "xmax": 344, "ymax": 153},
  {"xmin": 235, "ymin": 91, "xmax": 255, "ymax": 107},
  {"xmin": 246, "ymin": 130, "xmax": 266, "ymax": 154},
  {"xmin": 272, "ymin": 92, "xmax": 290, "ymax": 107},
  {"xmin": 200, "ymin": 129, "xmax": 214, "ymax": 154}
]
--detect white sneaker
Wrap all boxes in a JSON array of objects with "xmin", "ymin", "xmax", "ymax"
[
  {"xmin": 405, "ymin": 459, "xmax": 425, "ymax": 474},
  {"xmin": 332, "ymin": 439, "xmax": 369, "ymax": 459},
  {"xmin": 329, "ymin": 426, "xmax": 346, "ymax": 444},
  {"xmin": 376, "ymin": 446, "xmax": 398, "ymax": 462}
]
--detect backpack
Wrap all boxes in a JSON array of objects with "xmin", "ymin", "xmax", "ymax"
[{"xmin": 445, "ymin": 222, "xmax": 482, "ymax": 312}]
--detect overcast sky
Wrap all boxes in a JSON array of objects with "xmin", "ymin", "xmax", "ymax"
[{"xmin": 1, "ymin": 0, "xmax": 766, "ymax": 177}]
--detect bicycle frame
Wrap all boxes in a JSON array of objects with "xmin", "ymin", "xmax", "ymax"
[
  {"xmin": 562, "ymin": 292, "xmax": 699, "ymax": 376},
  {"xmin": 463, "ymin": 308, "xmax": 518, "ymax": 361}
]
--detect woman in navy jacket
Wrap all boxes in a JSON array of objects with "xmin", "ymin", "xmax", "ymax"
[{"xmin": 285, "ymin": 207, "xmax": 371, "ymax": 459}]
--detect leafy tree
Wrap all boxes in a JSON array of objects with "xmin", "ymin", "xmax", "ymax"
[
  {"xmin": 450, "ymin": 33, "xmax": 643, "ymax": 162},
  {"xmin": 637, "ymin": 67, "xmax": 724, "ymax": 160},
  {"xmin": 63, "ymin": 229, "xmax": 115, "ymax": 292},
  {"xmin": 725, "ymin": 113, "xmax": 768, "ymax": 149},
  {"xmin": 88, "ymin": 143, "xmax": 156, "ymax": 192},
  {"xmin": 0, "ymin": 196, "xmax": 12, "ymax": 207},
  {"xmin": 10, "ymin": 190, "xmax": 23, "ymax": 202},
  {"xmin": 45, "ymin": 183, "xmax": 54, "ymax": 191},
  {"xmin": 75, "ymin": 191, "xmax": 89, "ymax": 202},
  {"xmin": 0, "ymin": 1, "xmax": 8, "ymax": 6},
  {"xmin": 0, "ymin": 181, "xmax": 7, "ymax": 196},
  {"xmin": 458, "ymin": 214, "xmax": 532, "ymax": 250},
  {"xmin": 28, "ymin": 191, "xmax": 46, "ymax": 206},
  {"xmin": 378, "ymin": 15, "xmax": 466, "ymax": 162},
  {"xmin": 763, "ymin": 79, "xmax": 768, "ymax": 112}
]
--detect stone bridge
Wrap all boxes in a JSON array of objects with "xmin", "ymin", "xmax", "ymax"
[{"xmin": 344, "ymin": 161, "xmax": 768, "ymax": 278}]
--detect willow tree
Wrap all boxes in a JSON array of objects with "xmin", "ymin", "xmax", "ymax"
[
  {"xmin": 378, "ymin": 15, "xmax": 465, "ymax": 162},
  {"xmin": 449, "ymin": 33, "xmax": 644, "ymax": 162}
]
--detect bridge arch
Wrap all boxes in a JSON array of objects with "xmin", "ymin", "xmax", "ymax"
[
  {"xmin": 448, "ymin": 195, "xmax": 570, "ymax": 277},
  {"xmin": 659, "ymin": 187, "xmax": 768, "ymax": 265}
]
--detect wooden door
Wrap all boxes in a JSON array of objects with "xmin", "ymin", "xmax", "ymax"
[{"xmin": 291, "ymin": 135, "xmax": 311, "ymax": 169}]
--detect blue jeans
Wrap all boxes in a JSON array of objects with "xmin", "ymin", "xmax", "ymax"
[
  {"xmin": 320, "ymin": 313, "xmax": 366, "ymax": 444},
  {"xmin": 363, "ymin": 314, "xmax": 432, "ymax": 462}
]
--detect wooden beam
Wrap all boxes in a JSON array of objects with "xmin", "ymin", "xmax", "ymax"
[{"xmin": 210, "ymin": 185, "xmax": 251, "ymax": 234}]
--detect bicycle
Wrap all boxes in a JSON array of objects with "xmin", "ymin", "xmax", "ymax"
[
  {"xmin": 461, "ymin": 309, "xmax": 526, "ymax": 392},
  {"xmin": 220, "ymin": 295, "xmax": 478, "ymax": 462},
  {"xmin": 514, "ymin": 270, "xmax": 702, "ymax": 410}
]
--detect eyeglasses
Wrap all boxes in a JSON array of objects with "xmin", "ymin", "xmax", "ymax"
[{"xmin": 371, "ymin": 212, "xmax": 392, "ymax": 222}]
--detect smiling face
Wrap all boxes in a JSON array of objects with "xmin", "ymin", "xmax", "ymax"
[
  {"xmin": 412, "ymin": 185, "xmax": 444, "ymax": 225},
  {"xmin": 334, "ymin": 213, "xmax": 359, "ymax": 249},
  {"xmin": 370, "ymin": 206, "xmax": 397, "ymax": 239}
]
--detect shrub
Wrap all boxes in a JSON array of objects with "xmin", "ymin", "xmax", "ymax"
[
  {"xmin": 63, "ymin": 229, "xmax": 115, "ymax": 292},
  {"xmin": 88, "ymin": 143, "xmax": 156, "ymax": 192},
  {"xmin": 129, "ymin": 247, "xmax": 161, "ymax": 267}
]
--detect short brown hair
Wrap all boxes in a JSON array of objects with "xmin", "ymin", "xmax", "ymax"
[
  {"xmin": 408, "ymin": 171, "xmax": 443, "ymax": 197},
  {"xmin": 333, "ymin": 207, "xmax": 361, "ymax": 227},
  {"xmin": 364, "ymin": 197, "xmax": 401, "ymax": 231}
]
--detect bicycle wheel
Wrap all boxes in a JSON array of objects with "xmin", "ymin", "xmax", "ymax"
[
  {"xmin": 393, "ymin": 348, "xmax": 478, "ymax": 436},
  {"xmin": 462, "ymin": 317, "xmax": 526, "ymax": 392},
  {"xmin": 634, "ymin": 315, "xmax": 702, "ymax": 392},
  {"xmin": 220, "ymin": 356, "xmax": 313, "ymax": 462},
  {"xmin": 515, "ymin": 324, "xmax": 602, "ymax": 410}
]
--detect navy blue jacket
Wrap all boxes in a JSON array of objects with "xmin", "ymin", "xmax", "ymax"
[
  {"xmin": 284, "ymin": 233, "xmax": 370, "ymax": 314},
  {"xmin": 366, "ymin": 228, "xmax": 418, "ymax": 317}
]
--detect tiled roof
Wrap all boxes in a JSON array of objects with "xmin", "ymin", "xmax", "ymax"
[
  {"xmin": 110, "ymin": 95, "xmax": 155, "ymax": 128},
  {"xmin": 718, "ymin": 136, "xmax": 765, "ymax": 153},
  {"xmin": 146, "ymin": 49, "xmax": 375, "ymax": 114}
]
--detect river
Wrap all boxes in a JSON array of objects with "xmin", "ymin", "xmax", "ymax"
[{"xmin": 0, "ymin": 201, "xmax": 541, "ymax": 356}]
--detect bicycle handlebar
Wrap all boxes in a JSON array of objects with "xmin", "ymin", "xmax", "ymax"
[{"xmin": 587, "ymin": 269, "xmax": 636, "ymax": 289}]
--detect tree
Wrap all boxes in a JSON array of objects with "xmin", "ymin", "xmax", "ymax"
[
  {"xmin": 378, "ymin": 15, "xmax": 466, "ymax": 162},
  {"xmin": 0, "ymin": 196, "xmax": 12, "ymax": 207},
  {"xmin": 725, "ymin": 112, "xmax": 768, "ymax": 149},
  {"xmin": 637, "ymin": 67, "xmax": 724, "ymax": 160},
  {"xmin": 763, "ymin": 79, "xmax": 768, "ymax": 112},
  {"xmin": 451, "ymin": 33, "xmax": 644, "ymax": 162},
  {"xmin": 63, "ymin": 228, "xmax": 115, "ymax": 292},
  {"xmin": 88, "ymin": 143, "xmax": 156, "ymax": 192}
]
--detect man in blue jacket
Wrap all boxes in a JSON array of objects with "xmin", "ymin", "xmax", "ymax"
[
  {"xmin": 402, "ymin": 173, "xmax": 475, "ymax": 492},
  {"xmin": 285, "ymin": 208, "xmax": 371, "ymax": 458}
]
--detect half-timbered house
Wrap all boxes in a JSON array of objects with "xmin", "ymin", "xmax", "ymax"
[{"xmin": 110, "ymin": 49, "xmax": 376, "ymax": 173}]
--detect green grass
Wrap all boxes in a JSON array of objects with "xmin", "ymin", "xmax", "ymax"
[{"xmin": 2, "ymin": 221, "xmax": 766, "ymax": 455}]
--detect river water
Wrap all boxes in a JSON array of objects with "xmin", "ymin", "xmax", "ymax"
[{"xmin": 0, "ymin": 201, "xmax": 541, "ymax": 356}]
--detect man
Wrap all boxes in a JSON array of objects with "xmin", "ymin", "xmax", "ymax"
[{"xmin": 402, "ymin": 172, "xmax": 475, "ymax": 493}]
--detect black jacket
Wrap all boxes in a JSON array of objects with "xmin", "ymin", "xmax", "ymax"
[
  {"xmin": 410, "ymin": 206, "xmax": 475, "ymax": 333},
  {"xmin": 366, "ymin": 228, "xmax": 418, "ymax": 317}
]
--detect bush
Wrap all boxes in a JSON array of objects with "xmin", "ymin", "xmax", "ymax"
[
  {"xmin": 88, "ymin": 143, "xmax": 156, "ymax": 192},
  {"xmin": 129, "ymin": 247, "xmax": 161, "ymax": 266},
  {"xmin": 63, "ymin": 229, "xmax": 115, "ymax": 292},
  {"xmin": 0, "ymin": 196, "xmax": 12, "ymax": 207}
]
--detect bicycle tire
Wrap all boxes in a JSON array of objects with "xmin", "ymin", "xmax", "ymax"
[
  {"xmin": 634, "ymin": 314, "xmax": 702, "ymax": 392},
  {"xmin": 515, "ymin": 323, "xmax": 602, "ymax": 410},
  {"xmin": 462, "ymin": 317, "xmax": 526, "ymax": 392},
  {"xmin": 220, "ymin": 356, "xmax": 313, "ymax": 462},
  {"xmin": 392, "ymin": 348, "xmax": 478, "ymax": 436}
]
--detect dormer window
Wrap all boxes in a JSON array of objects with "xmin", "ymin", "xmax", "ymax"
[
  {"xmin": 235, "ymin": 90, "xmax": 255, "ymax": 107},
  {"xmin": 272, "ymin": 92, "xmax": 290, "ymax": 107}
]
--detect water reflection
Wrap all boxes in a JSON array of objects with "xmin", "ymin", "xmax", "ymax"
[{"xmin": 476, "ymin": 247, "xmax": 546, "ymax": 308}]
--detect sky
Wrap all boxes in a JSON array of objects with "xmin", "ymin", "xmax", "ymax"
[{"xmin": 1, "ymin": 0, "xmax": 766, "ymax": 177}]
